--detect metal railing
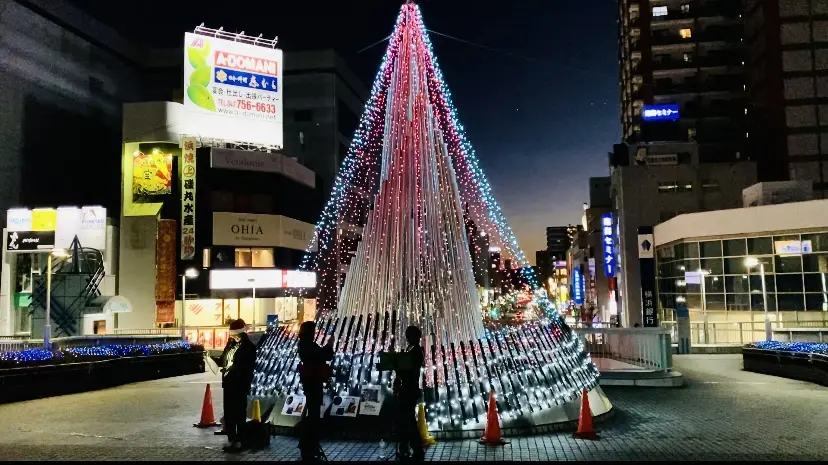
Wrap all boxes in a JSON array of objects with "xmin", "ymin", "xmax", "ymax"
[
  {"xmin": 573, "ymin": 327, "xmax": 673, "ymax": 373},
  {"xmin": 113, "ymin": 325, "xmax": 270, "ymax": 350},
  {"xmin": 661, "ymin": 320, "xmax": 828, "ymax": 345}
]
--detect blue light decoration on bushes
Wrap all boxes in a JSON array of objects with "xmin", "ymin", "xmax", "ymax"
[
  {"xmin": 0, "ymin": 341, "xmax": 194, "ymax": 366},
  {"xmin": 751, "ymin": 341, "xmax": 828, "ymax": 355}
]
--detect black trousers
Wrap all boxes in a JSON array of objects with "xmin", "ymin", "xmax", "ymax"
[
  {"xmin": 299, "ymin": 384, "xmax": 323, "ymax": 456},
  {"xmin": 223, "ymin": 386, "xmax": 248, "ymax": 444},
  {"xmin": 397, "ymin": 389, "xmax": 424, "ymax": 457}
]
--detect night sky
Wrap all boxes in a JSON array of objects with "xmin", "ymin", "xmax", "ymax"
[{"xmin": 72, "ymin": 0, "xmax": 620, "ymax": 264}]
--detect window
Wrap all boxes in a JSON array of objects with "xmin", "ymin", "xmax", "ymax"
[
  {"xmin": 234, "ymin": 248, "xmax": 275, "ymax": 268},
  {"xmin": 211, "ymin": 191, "xmax": 234, "ymax": 211},
  {"xmin": 781, "ymin": 23, "xmax": 810, "ymax": 44},
  {"xmin": 680, "ymin": 4, "xmax": 690, "ymax": 13},
  {"xmin": 701, "ymin": 179, "xmax": 719, "ymax": 191},
  {"xmin": 786, "ymin": 105, "xmax": 817, "ymax": 128},
  {"xmin": 680, "ymin": 28, "xmax": 692, "ymax": 39},
  {"xmin": 652, "ymin": 6, "xmax": 668, "ymax": 17},
  {"xmin": 782, "ymin": 50, "xmax": 812, "ymax": 72},
  {"xmin": 814, "ymin": 21, "xmax": 828, "ymax": 42},
  {"xmin": 788, "ymin": 133, "xmax": 819, "ymax": 156},
  {"xmin": 700, "ymin": 241, "xmax": 722, "ymax": 258},
  {"xmin": 784, "ymin": 77, "xmax": 815, "ymax": 99},
  {"xmin": 683, "ymin": 53, "xmax": 693, "ymax": 62},
  {"xmin": 723, "ymin": 239, "xmax": 747, "ymax": 257},
  {"xmin": 294, "ymin": 109, "xmax": 313, "ymax": 122},
  {"xmin": 657, "ymin": 182, "xmax": 677, "ymax": 193}
]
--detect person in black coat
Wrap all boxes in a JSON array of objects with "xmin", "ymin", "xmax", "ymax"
[
  {"xmin": 394, "ymin": 325, "xmax": 425, "ymax": 461},
  {"xmin": 221, "ymin": 319, "xmax": 257, "ymax": 454},
  {"xmin": 297, "ymin": 320, "xmax": 334, "ymax": 462}
]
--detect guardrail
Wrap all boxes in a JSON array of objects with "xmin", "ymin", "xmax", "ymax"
[
  {"xmin": 573, "ymin": 327, "xmax": 673, "ymax": 373},
  {"xmin": 661, "ymin": 320, "xmax": 827, "ymax": 345},
  {"xmin": 114, "ymin": 325, "xmax": 270, "ymax": 350}
]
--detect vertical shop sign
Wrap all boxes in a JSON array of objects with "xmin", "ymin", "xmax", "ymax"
[
  {"xmin": 155, "ymin": 219, "xmax": 177, "ymax": 324},
  {"xmin": 638, "ymin": 226, "xmax": 658, "ymax": 327},
  {"xmin": 181, "ymin": 137, "xmax": 197, "ymax": 260},
  {"xmin": 601, "ymin": 214, "xmax": 615, "ymax": 277}
]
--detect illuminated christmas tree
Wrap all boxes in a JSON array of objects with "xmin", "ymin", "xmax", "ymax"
[{"xmin": 252, "ymin": 2, "xmax": 605, "ymax": 432}]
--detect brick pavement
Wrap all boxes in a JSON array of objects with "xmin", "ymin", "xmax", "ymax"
[{"xmin": 0, "ymin": 354, "xmax": 826, "ymax": 461}]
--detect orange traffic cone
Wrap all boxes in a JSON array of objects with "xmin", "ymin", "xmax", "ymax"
[
  {"xmin": 193, "ymin": 384, "xmax": 221, "ymax": 428},
  {"xmin": 479, "ymin": 389, "xmax": 509, "ymax": 446},
  {"xmin": 573, "ymin": 388, "xmax": 598, "ymax": 440}
]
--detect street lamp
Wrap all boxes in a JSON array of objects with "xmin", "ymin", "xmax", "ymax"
[
  {"xmin": 745, "ymin": 257, "xmax": 771, "ymax": 341},
  {"xmin": 697, "ymin": 268, "xmax": 711, "ymax": 344},
  {"xmin": 181, "ymin": 268, "xmax": 199, "ymax": 340},
  {"xmin": 248, "ymin": 278, "xmax": 257, "ymax": 327},
  {"xmin": 43, "ymin": 248, "xmax": 69, "ymax": 350}
]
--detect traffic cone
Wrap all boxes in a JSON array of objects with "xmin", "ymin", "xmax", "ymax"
[
  {"xmin": 193, "ymin": 384, "xmax": 221, "ymax": 428},
  {"xmin": 479, "ymin": 389, "xmax": 509, "ymax": 446},
  {"xmin": 251, "ymin": 399, "xmax": 262, "ymax": 423},
  {"xmin": 417, "ymin": 403, "xmax": 437, "ymax": 447},
  {"xmin": 573, "ymin": 388, "xmax": 598, "ymax": 440}
]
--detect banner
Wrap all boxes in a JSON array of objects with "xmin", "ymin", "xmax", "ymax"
[
  {"xmin": 358, "ymin": 386, "xmax": 382, "ymax": 416},
  {"xmin": 638, "ymin": 226, "xmax": 658, "ymax": 327},
  {"xmin": 155, "ymin": 219, "xmax": 177, "ymax": 323},
  {"xmin": 329, "ymin": 396, "xmax": 360, "ymax": 418},
  {"xmin": 210, "ymin": 148, "xmax": 283, "ymax": 173},
  {"xmin": 212, "ymin": 212, "xmax": 316, "ymax": 251},
  {"xmin": 6, "ymin": 230, "xmax": 55, "ymax": 252},
  {"xmin": 181, "ymin": 137, "xmax": 197, "ymax": 260},
  {"xmin": 133, "ymin": 151, "xmax": 173, "ymax": 196},
  {"xmin": 31, "ymin": 209, "xmax": 56, "ymax": 231},
  {"xmin": 6, "ymin": 206, "xmax": 107, "ymax": 252}
]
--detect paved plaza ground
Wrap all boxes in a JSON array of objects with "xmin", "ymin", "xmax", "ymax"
[{"xmin": 0, "ymin": 354, "xmax": 826, "ymax": 461}]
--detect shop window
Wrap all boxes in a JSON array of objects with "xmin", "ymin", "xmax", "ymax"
[
  {"xmin": 704, "ymin": 275, "xmax": 725, "ymax": 293},
  {"xmin": 751, "ymin": 293, "xmax": 777, "ymax": 312},
  {"xmin": 725, "ymin": 293, "xmax": 750, "ymax": 311},
  {"xmin": 777, "ymin": 293, "xmax": 805, "ymax": 311},
  {"xmin": 776, "ymin": 274, "xmax": 804, "ymax": 293},
  {"xmin": 700, "ymin": 240, "xmax": 722, "ymax": 258},
  {"xmin": 805, "ymin": 293, "xmax": 828, "ymax": 311},
  {"xmin": 725, "ymin": 276, "xmax": 750, "ymax": 294},
  {"xmin": 722, "ymin": 239, "xmax": 747, "ymax": 257},
  {"xmin": 749, "ymin": 274, "xmax": 776, "ymax": 293},
  {"xmin": 775, "ymin": 255, "xmax": 803, "ymax": 273},
  {"xmin": 680, "ymin": 28, "xmax": 692, "ymax": 39},
  {"xmin": 235, "ymin": 248, "xmax": 275, "ymax": 268},
  {"xmin": 747, "ymin": 237, "xmax": 773, "ymax": 255},
  {"xmin": 803, "ymin": 253, "xmax": 828, "ymax": 273},
  {"xmin": 704, "ymin": 293, "xmax": 725, "ymax": 310},
  {"xmin": 804, "ymin": 273, "xmax": 828, "ymax": 292}
]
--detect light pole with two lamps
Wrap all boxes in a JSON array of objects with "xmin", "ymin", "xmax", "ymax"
[
  {"xmin": 180, "ymin": 268, "xmax": 199, "ymax": 340},
  {"xmin": 744, "ymin": 257, "xmax": 772, "ymax": 341}
]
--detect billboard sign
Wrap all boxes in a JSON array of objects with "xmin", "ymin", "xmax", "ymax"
[
  {"xmin": 642, "ymin": 104, "xmax": 680, "ymax": 122},
  {"xmin": 6, "ymin": 230, "xmax": 55, "ymax": 252},
  {"xmin": 211, "ymin": 148, "xmax": 283, "ymax": 174},
  {"xmin": 209, "ymin": 268, "xmax": 317, "ymax": 290},
  {"xmin": 184, "ymin": 32, "xmax": 283, "ymax": 145},
  {"xmin": 133, "ymin": 151, "xmax": 173, "ymax": 196},
  {"xmin": 6, "ymin": 206, "xmax": 106, "ymax": 252},
  {"xmin": 181, "ymin": 137, "xmax": 197, "ymax": 260},
  {"xmin": 572, "ymin": 268, "xmax": 584, "ymax": 305},
  {"xmin": 601, "ymin": 213, "xmax": 615, "ymax": 277}
]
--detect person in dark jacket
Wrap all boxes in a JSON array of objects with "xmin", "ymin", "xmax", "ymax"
[
  {"xmin": 297, "ymin": 320, "xmax": 334, "ymax": 462},
  {"xmin": 394, "ymin": 325, "xmax": 425, "ymax": 462},
  {"xmin": 221, "ymin": 319, "xmax": 257, "ymax": 454}
]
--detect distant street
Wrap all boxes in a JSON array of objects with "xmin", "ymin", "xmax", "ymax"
[{"xmin": 0, "ymin": 355, "xmax": 826, "ymax": 461}]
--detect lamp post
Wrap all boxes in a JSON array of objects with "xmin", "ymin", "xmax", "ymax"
[
  {"xmin": 248, "ymin": 278, "xmax": 256, "ymax": 327},
  {"xmin": 181, "ymin": 268, "xmax": 199, "ymax": 340},
  {"xmin": 697, "ymin": 268, "xmax": 710, "ymax": 344},
  {"xmin": 43, "ymin": 248, "xmax": 69, "ymax": 350},
  {"xmin": 745, "ymin": 257, "xmax": 771, "ymax": 341}
]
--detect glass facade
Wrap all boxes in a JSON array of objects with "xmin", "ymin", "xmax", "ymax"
[{"xmin": 656, "ymin": 232, "xmax": 828, "ymax": 320}]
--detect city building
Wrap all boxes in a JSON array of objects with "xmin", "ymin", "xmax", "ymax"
[
  {"xmin": 583, "ymin": 177, "xmax": 616, "ymax": 323},
  {"xmin": 0, "ymin": 0, "xmax": 143, "ymax": 229},
  {"xmin": 743, "ymin": 0, "xmax": 828, "ymax": 196},
  {"xmin": 743, "ymin": 181, "xmax": 813, "ymax": 207},
  {"xmin": 610, "ymin": 141, "xmax": 757, "ymax": 326},
  {"xmin": 546, "ymin": 226, "xmax": 570, "ymax": 262},
  {"xmin": 654, "ymin": 198, "xmax": 828, "ymax": 329},
  {"xmin": 618, "ymin": 0, "xmax": 745, "ymax": 162}
]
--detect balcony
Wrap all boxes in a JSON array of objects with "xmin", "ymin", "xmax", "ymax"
[
  {"xmin": 651, "ymin": 4, "xmax": 741, "ymax": 23},
  {"xmin": 652, "ymin": 55, "xmax": 742, "ymax": 71},
  {"xmin": 655, "ymin": 77, "xmax": 743, "ymax": 96}
]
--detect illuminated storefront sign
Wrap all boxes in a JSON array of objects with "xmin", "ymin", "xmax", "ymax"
[
  {"xmin": 602, "ymin": 213, "xmax": 615, "ymax": 277},
  {"xmin": 5, "ymin": 206, "xmax": 107, "ymax": 252},
  {"xmin": 572, "ymin": 268, "xmax": 584, "ymax": 305},
  {"xmin": 775, "ymin": 240, "xmax": 812, "ymax": 255},
  {"xmin": 181, "ymin": 137, "xmax": 197, "ymax": 260},
  {"xmin": 209, "ymin": 269, "xmax": 316, "ymax": 290},
  {"xmin": 642, "ymin": 104, "xmax": 680, "ymax": 122},
  {"xmin": 133, "ymin": 150, "xmax": 173, "ymax": 196}
]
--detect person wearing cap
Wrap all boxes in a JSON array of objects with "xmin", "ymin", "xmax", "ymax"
[{"xmin": 220, "ymin": 318, "xmax": 257, "ymax": 453}]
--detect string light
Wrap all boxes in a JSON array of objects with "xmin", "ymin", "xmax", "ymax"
[
  {"xmin": 752, "ymin": 341, "xmax": 828, "ymax": 354},
  {"xmin": 0, "ymin": 342, "xmax": 195, "ymax": 367},
  {"xmin": 252, "ymin": 3, "xmax": 599, "ymax": 431}
]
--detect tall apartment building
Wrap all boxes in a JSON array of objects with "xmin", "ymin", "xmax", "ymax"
[
  {"xmin": 546, "ymin": 226, "xmax": 570, "ymax": 262},
  {"xmin": 618, "ymin": 0, "xmax": 745, "ymax": 162},
  {"xmin": 743, "ymin": 0, "xmax": 828, "ymax": 196}
]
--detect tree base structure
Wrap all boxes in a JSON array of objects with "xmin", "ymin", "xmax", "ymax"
[{"xmin": 251, "ymin": 314, "xmax": 610, "ymax": 439}]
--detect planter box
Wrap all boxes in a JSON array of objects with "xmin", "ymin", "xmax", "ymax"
[
  {"xmin": 0, "ymin": 351, "xmax": 205, "ymax": 404},
  {"xmin": 742, "ymin": 347, "xmax": 828, "ymax": 386}
]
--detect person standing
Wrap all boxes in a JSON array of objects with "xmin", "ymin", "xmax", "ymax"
[
  {"xmin": 297, "ymin": 321, "xmax": 334, "ymax": 462},
  {"xmin": 394, "ymin": 325, "xmax": 425, "ymax": 462},
  {"xmin": 221, "ymin": 319, "xmax": 257, "ymax": 454}
]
